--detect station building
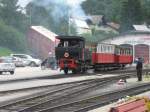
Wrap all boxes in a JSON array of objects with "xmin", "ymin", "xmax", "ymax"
[
  {"xmin": 103, "ymin": 30, "xmax": 150, "ymax": 63},
  {"xmin": 27, "ymin": 26, "xmax": 59, "ymax": 60}
]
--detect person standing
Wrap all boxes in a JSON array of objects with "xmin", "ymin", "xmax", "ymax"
[{"xmin": 136, "ymin": 58, "xmax": 143, "ymax": 81}]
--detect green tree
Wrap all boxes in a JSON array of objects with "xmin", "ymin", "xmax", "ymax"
[
  {"xmin": 120, "ymin": 0, "xmax": 143, "ymax": 32},
  {"xmin": 82, "ymin": 0, "xmax": 145, "ymax": 33},
  {"xmin": 82, "ymin": 0, "xmax": 122, "ymax": 22},
  {"xmin": 0, "ymin": 0, "xmax": 28, "ymax": 52},
  {"xmin": 0, "ymin": 0, "xmax": 28, "ymax": 33},
  {"xmin": 0, "ymin": 20, "xmax": 27, "ymax": 52},
  {"xmin": 141, "ymin": 0, "xmax": 150, "ymax": 25}
]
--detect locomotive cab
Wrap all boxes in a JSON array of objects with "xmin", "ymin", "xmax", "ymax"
[{"xmin": 55, "ymin": 36, "xmax": 86, "ymax": 74}]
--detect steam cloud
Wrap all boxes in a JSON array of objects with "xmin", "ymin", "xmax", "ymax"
[{"xmin": 30, "ymin": 0, "xmax": 86, "ymax": 20}]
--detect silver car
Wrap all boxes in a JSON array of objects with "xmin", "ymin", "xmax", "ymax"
[
  {"xmin": 12, "ymin": 57, "xmax": 26, "ymax": 67},
  {"xmin": 0, "ymin": 57, "xmax": 15, "ymax": 74},
  {"xmin": 11, "ymin": 54, "xmax": 41, "ymax": 67}
]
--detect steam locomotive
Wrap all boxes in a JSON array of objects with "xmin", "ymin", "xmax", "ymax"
[{"xmin": 55, "ymin": 36, "xmax": 133, "ymax": 74}]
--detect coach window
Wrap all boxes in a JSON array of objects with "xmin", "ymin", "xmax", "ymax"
[
  {"xmin": 129, "ymin": 49, "xmax": 131, "ymax": 55},
  {"xmin": 105, "ymin": 46, "xmax": 108, "ymax": 53},
  {"xmin": 110, "ymin": 46, "xmax": 112, "ymax": 53},
  {"xmin": 116, "ymin": 48, "xmax": 118, "ymax": 54},
  {"xmin": 106, "ymin": 46, "xmax": 108, "ymax": 53},
  {"xmin": 110, "ymin": 46, "xmax": 111, "ymax": 53},
  {"xmin": 108, "ymin": 46, "xmax": 109, "ymax": 53},
  {"xmin": 123, "ymin": 49, "xmax": 125, "ymax": 55},
  {"xmin": 99, "ymin": 45, "xmax": 101, "ymax": 52},
  {"xmin": 123, "ymin": 50, "xmax": 125, "ymax": 55},
  {"xmin": 101, "ymin": 45, "xmax": 103, "ymax": 53},
  {"xmin": 103, "ymin": 46, "xmax": 105, "ymax": 53},
  {"xmin": 108, "ymin": 46, "xmax": 110, "ymax": 53},
  {"xmin": 104, "ymin": 46, "xmax": 106, "ymax": 53},
  {"xmin": 118, "ymin": 49, "xmax": 120, "ymax": 55},
  {"xmin": 126, "ymin": 50, "xmax": 128, "ymax": 55},
  {"xmin": 109, "ymin": 46, "xmax": 111, "ymax": 53},
  {"xmin": 101, "ymin": 45, "xmax": 104, "ymax": 53},
  {"xmin": 120, "ymin": 49, "xmax": 122, "ymax": 55},
  {"xmin": 119, "ymin": 49, "xmax": 121, "ymax": 54},
  {"xmin": 117, "ymin": 48, "xmax": 120, "ymax": 55},
  {"xmin": 125, "ymin": 49, "xmax": 127, "ymax": 55},
  {"xmin": 102, "ymin": 45, "xmax": 104, "ymax": 53},
  {"xmin": 127, "ymin": 50, "xmax": 129, "ymax": 55},
  {"xmin": 121, "ymin": 49, "xmax": 123, "ymax": 55},
  {"xmin": 120, "ymin": 49, "xmax": 123, "ymax": 55}
]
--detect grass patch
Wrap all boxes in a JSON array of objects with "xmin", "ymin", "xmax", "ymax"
[{"xmin": 0, "ymin": 47, "xmax": 13, "ymax": 56}]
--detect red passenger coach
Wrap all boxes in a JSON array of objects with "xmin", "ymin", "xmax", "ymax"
[
  {"xmin": 92, "ymin": 43, "xmax": 133, "ymax": 69},
  {"xmin": 92, "ymin": 43, "xmax": 116, "ymax": 66}
]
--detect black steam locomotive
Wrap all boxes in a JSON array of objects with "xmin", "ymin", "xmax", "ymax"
[{"xmin": 55, "ymin": 36, "xmax": 92, "ymax": 74}]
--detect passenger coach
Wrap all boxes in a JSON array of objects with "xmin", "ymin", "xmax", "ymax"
[{"xmin": 93, "ymin": 43, "xmax": 133, "ymax": 70}]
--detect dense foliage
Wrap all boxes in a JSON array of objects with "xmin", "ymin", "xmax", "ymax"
[
  {"xmin": 82, "ymin": 0, "xmax": 150, "ymax": 32},
  {"xmin": 0, "ymin": 47, "xmax": 13, "ymax": 56},
  {"xmin": 0, "ymin": 0, "xmax": 28, "ymax": 53},
  {"xmin": 0, "ymin": 20, "xmax": 27, "ymax": 51}
]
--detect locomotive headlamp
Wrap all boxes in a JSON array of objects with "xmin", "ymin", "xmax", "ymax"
[{"xmin": 64, "ymin": 52, "xmax": 69, "ymax": 57}]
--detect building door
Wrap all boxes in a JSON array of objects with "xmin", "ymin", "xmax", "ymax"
[{"xmin": 135, "ymin": 44, "xmax": 149, "ymax": 63}]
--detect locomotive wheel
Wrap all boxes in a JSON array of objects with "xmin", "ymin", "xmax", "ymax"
[
  {"xmin": 121, "ymin": 64, "xmax": 125, "ymax": 69},
  {"xmin": 64, "ymin": 68, "xmax": 68, "ymax": 74},
  {"xmin": 94, "ymin": 65, "xmax": 99, "ymax": 72},
  {"xmin": 72, "ymin": 69, "xmax": 77, "ymax": 74},
  {"xmin": 81, "ymin": 67, "xmax": 86, "ymax": 73}
]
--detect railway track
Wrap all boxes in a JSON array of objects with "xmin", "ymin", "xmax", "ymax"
[
  {"xmin": 0, "ymin": 75, "xmax": 129, "ymax": 112},
  {"xmin": 0, "ymin": 67, "xmax": 149, "ymax": 85},
  {"xmin": 35, "ymin": 82, "xmax": 150, "ymax": 112}
]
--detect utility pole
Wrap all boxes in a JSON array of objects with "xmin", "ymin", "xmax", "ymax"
[
  {"xmin": 29, "ymin": 6, "xmax": 32, "ymax": 26},
  {"xmin": 68, "ymin": 10, "xmax": 70, "ymax": 35}
]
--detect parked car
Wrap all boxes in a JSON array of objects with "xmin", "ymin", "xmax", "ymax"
[
  {"xmin": 12, "ymin": 57, "xmax": 26, "ymax": 67},
  {"xmin": 10, "ymin": 54, "xmax": 41, "ymax": 67},
  {"xmin": 0, "ymin": 56, "xmax": 15, "ymax": 74}
]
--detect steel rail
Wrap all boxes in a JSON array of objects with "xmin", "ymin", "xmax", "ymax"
[
  {"xmin": 37, "ymin": 82, "xmax": 150, "ymax": 112},
  {"xmin": 0, "ymin": 78, "xmax": 107, "ymax": 111},
  {"xmin": 0, "ymin": 75, "xmax": 129, "ymax": 112},
  {"xmin": 17, "ymin": 75, "xmax": 128, "ymax": 112}
]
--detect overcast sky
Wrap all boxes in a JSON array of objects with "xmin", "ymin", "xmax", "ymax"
[{"xmin": 18, "ymin": 0, "xmax": 85, "ymax": 7}]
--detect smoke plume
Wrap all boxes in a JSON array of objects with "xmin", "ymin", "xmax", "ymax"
[{"xmin": 29, "ymin": 0, "xmax": 86, "ymax": 21}]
